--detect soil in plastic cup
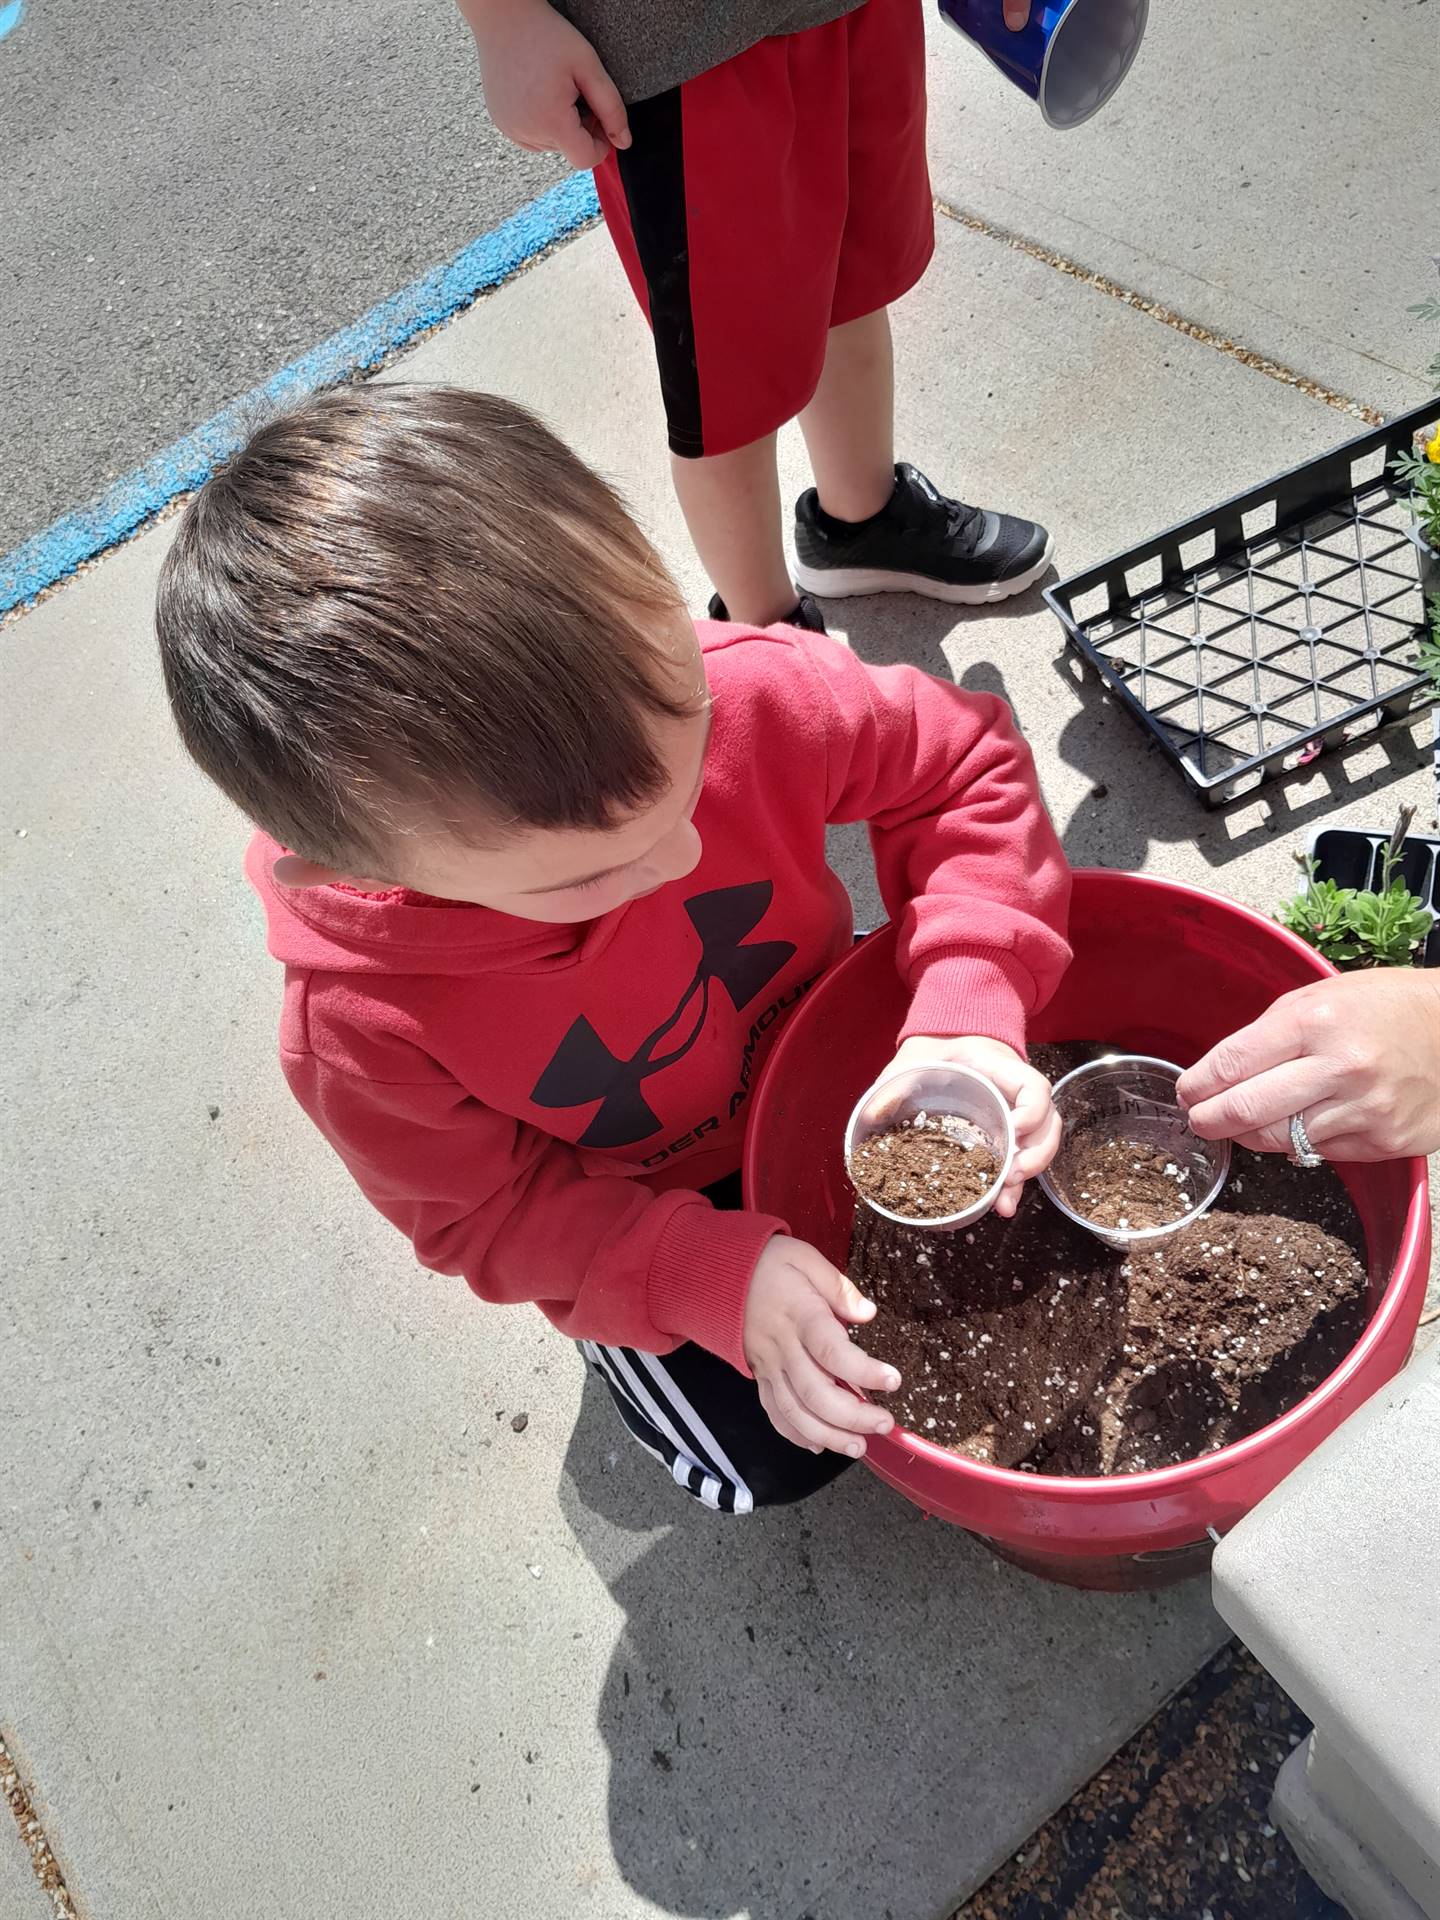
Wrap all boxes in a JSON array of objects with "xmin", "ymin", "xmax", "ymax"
[
  {"xmin": 844, "ymin": 1061, "xmax": 1016, "ymax": 1231},
  {"xmin": 1038, "ymin": 1053, "xmax": 1230, "ymax": 1250}
]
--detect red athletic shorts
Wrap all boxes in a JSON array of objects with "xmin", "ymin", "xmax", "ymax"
[{"xmin": 595, "ymin": 0, "xmax": 933, "ymax": 459}]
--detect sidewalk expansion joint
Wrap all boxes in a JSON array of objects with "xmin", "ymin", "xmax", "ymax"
[
  {"xmin": 934, "ymin": 196, "xmax": 1384, "ymax": 427},
  {"xmin": 1, "ymin": 1731, "xmax": 82, "ymax": 1918}
]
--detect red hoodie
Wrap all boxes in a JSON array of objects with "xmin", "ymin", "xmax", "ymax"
[{"xmin": 248, "ymin": 623, "xmax": 1071, "ymax": 1374}]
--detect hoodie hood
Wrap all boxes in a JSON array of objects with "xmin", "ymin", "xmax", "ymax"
[{"xmin": 244, "ymin": 834, "xmax": 623, "ymax": 978}]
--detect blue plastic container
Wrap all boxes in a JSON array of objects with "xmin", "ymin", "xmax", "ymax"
[{"xmin": 939, "ymin": 0, "xmax": 1149, "ymax": 130}]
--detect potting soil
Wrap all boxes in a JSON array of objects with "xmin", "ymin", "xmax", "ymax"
[
  {"xmin": 849, "ymin": 1116, "xmax": 998, "ymax": 1219},
  {"xmin": 1057, "ymin": 1130, "xmax": 1196, "ymax": 1229},
  {"xmin": 848, "ymin": 1044, "xmax": 1371, "ymax": 1476}
]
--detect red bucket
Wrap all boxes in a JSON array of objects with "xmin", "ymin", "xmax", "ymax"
[{"xmin": 745, "ymin": 870, "xmax": 1431, "ymax": 1589}]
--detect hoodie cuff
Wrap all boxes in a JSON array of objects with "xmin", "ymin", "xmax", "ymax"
[
  {"xmin": 648, "ymin": 1202, "xmax": 787, "ymax": 1377},
  {"xmin": 899, "ymin": 948, "xmax": 1035, "ymax": 1057}
]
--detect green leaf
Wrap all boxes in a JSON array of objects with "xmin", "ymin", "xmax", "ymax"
[
  {"xmin": 1345, "ymin": 894, "xmax": 1380, "ymax": 935},
  {"xmin": 1277, "ymin": 823, "xmax": 1430, "ymax": 969},
  {"xmin": 1418, "ymin": 603, "xmax": 1440, "ymax": 687}
]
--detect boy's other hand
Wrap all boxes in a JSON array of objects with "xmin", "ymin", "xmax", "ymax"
[
  {"xmin": 743, "ymin": 1237, "xmax": 900, "ymax": 1457},
  {"xmin": 463, "ymin": 0, "xmax": 631, "ymax": 169},
  {"xmin": 1002, "ymin": 1, "xmax": 1032, "ymax": 26},
  {"xmin": 886, "ymin": 1034, "xmax": 1059, "ymax": 1219}
]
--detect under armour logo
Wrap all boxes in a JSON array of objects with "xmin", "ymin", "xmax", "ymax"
[{"xmin": 529, "ymin": 882, "xmax": 796, "ymax": 1148}]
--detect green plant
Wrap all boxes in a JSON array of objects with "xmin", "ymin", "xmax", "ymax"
[
  {"xmin": 1393, "ymin": 441, "xmax": 1440, "ymax": 552},
  {"xmin": 1277, "ymin": 806, "xmax": 1432, "ymax": 970}
]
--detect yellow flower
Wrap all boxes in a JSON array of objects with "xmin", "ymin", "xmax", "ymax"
[{"xmin": 1427, "ymin": 424, "xmax": 1440, "ymax": 463}]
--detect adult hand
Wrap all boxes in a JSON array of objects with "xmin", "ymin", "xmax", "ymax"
[
  {"xmin": 1003, "ymin": 1, "xmax": 1032, "ymax": 28},
  {"xmin": 1178, "ymin": 969, "xmax": 1440, "ymax": 1162},
  {"xmin": 885, "ymin": 1034, "xmax": 1060, "ymax": 1218},
  {"xmin": 461, "ymin": 0, "xmax": 631, "ymax": 169},
  {"xmin": 743, "ymin": 1237, "xmax": 900, "ymax": 1457}
]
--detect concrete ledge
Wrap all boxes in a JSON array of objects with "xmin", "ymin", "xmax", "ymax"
[
  {"xmin": 1273, "ymin": 1735, "xmax": 1431, "ymax": 1920},
  {"xmin": 1214, "ymin": 1345, "xmax": 1440, "ymax": 1920}
]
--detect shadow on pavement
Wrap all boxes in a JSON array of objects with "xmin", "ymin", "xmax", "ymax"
[
  {"xmin": 828, "ymin": 575, "xmax": 1057, "ymax": 676},
  {"xmin": 826, "ymin": 590, "xmax": 1428, "ymax": 880},
  {"xmin": 1047, "ymin": 653, "xmax": 1430, "ymax": 874},
  {"xmin": 556, "ymin": 1369, "xmax": 1214, "ymax": 1920}
]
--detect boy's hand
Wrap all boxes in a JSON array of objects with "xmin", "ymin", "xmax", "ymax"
[
  {"xmin": 743, "ymin": 1237, "xmax": 901, "ymax": 1457},
  {"xmin": 1003, "ymin": 1, "xmax": 1032, "ymax": 26},
  {"xmin": 462, "ymin": 0, "xmax": 631, "ymax": 169},
  {"xmin": 885, "ymin": 1034, "xmax": 1059, "ymax": 1219}
]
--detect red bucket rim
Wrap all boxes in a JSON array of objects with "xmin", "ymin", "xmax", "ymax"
[{"xmin": 744, "ymin": 867, "xmax": 1432, "ymax": 1506}]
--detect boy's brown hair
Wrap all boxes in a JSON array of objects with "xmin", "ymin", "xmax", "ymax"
[{"xmin": 156, "ymin": 385, "xmax": 696, "ymax": 871}]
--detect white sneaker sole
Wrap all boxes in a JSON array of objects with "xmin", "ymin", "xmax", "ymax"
[{"xmin": 794, "ymin": 534, "xmax": 1055, "ymax": 606}]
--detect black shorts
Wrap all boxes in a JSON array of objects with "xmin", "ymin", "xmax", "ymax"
[{"xmin": 580, "ymin": 1172, "xmax": 856, "ymax": 1512}]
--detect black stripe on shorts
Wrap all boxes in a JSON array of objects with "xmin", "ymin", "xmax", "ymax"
[{"xmin": 615, "ymin": 87, "xmax": 705, "ymax": 458}]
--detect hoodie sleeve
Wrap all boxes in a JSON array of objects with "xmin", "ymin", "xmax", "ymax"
[
  {"xmin": 796, "ymin": 634, "xmax": 1071, "ymax": 1052},
  {"xmin": 281, "ymin": 1020, "xmax": 782, "ymax": 1374}
]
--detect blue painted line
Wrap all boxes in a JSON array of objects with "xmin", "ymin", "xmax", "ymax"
[
  {"xmin": 0, "ymin": 1, "xmax": 25, "ymax": 43},
  {"xmin": 1, "ymin": 170, "xmax": 600, "ymax": 616}
]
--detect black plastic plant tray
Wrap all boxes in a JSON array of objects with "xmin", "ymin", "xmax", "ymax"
[
  {"xmin": 1309, "ymin": 825, "xmax": 1440, "ymax": 967},
  {"xmin": 1046, "ymin": 399, "xmax": 1439, "ymax": 807}
]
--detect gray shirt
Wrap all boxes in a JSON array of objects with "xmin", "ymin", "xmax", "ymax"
[{"xmin": 553, "ymin": 0, "xmax": 865, "ymax": 105}]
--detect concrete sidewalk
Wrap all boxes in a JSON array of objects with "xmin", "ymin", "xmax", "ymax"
[
  {"xmin": 3, "ymin": 8, "xmax": 1435, "ymax": 1915},
  {"xmin": 923, "ymin": 0, "xmax": 1437, "ymax": 417}
]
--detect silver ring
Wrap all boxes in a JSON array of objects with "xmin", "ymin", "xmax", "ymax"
[{"xmin": 1289, "ymin": 1111, "xmax": 1323, "ymax": 1168}]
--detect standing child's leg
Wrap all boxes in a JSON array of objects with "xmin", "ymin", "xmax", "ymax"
[
  {"xmin": 788, "ymin": 0, "xmax": 1053, "ymax": 604},
  {"xmin": 798, "ymin": 310, "xmax": 897, "ymax": 527},
  {"xmin": 594, "ymin": 9, "xmax": 913, "ymax": 627},
  {"xmin": 595, "ymin": 0, "xmax": 1052, "ymax": 627},
  {"xmin": 668, "ymin": 435, "xmax": 795, "ymax": 628},
  {"xmin": 675, "ymin": 302, "xmax": 904, "ymax": 622}
]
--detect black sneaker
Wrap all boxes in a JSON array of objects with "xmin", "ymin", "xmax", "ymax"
[
  {"xmin": 706, "ymin": 590, "xmax": 828, "ymax": 634},
  {"xmin": 793, "ymin": 464, "xmax": 1054, "ymax": 605}
]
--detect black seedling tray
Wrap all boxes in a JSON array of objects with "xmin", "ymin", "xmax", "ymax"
[
  {"xmin": 1309, "ymin": 825, "xmax": 1440, "ymax": 967},
  {"xmin": 1046, "ymin": 400, "xmax": 1439, "ymax": 807}
]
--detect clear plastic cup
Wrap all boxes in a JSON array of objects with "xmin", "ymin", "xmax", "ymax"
[
  {"xmin": 1038, "ymin": 1053, "xmax": 1230, "ymax": 1250},
  {"xmin": 844, "ymin": 1061, "xmax": 1016, "ymax": 1230}
]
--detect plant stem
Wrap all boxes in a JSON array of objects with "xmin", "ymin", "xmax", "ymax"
[{"xmin": 1382, "ymin": 805, "xmax": 1416, "ymax": 892}]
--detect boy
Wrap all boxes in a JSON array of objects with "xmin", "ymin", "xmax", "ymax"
[
  {"xmin": 459, "ymin": 0, "xmax": 1048, "ymax": 632},
  {"xmin": 156, "ymin": 384, "xmax": 1071, "ymax": 1513}
]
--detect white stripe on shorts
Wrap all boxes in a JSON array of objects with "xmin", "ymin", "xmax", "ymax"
[
  {"xmin": 581, "ymin": 1340, "xmax": 752, "ymax": 1515},
  {"xmin": 632, "ymin": 1350, "xmax": 753, "ymax": 1515}
]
